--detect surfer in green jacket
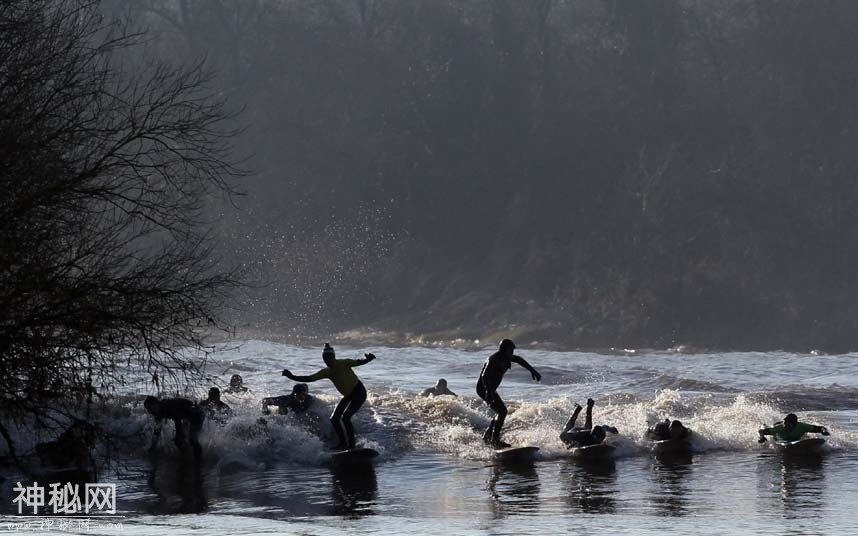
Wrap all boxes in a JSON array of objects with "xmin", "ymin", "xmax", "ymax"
[
  {"xmin": 758, "ymin": 413, "xmax": 829, "ymax": 443},
  {"xmin": 283, "ymin": 343, "xmax": 375, "ymax": 450}
]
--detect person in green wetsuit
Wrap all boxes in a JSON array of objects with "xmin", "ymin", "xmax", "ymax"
[
  {"xmin": 758, "ymin": 413, "xmax": 830, "ymax": 443},
  {"xmin": 283, "ymin": 343, "xmax": 376, "ymax": 450}
]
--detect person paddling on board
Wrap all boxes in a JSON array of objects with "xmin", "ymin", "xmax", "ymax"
[
  {"xmin": 421, "ymin": 378, "xmax": 458, "ymax": 397},
  {"xmin": 646, "ymin": 419, "xmax": 691, "ymax": 441},
  {"xmin": 283, "ymin": 344, "xmax": 375, "ymax": 450},
  {"xmin": 560, "ymin": 398, "xmax": 619, "ymax": 448},
  {"xmin": 758, "ymin": 413, "xmax": 829, "ymax": 443},
  {"xmin": 262, "ymin": 383, "xmax": 314, "ymax": 415},
  {"xmin": 476, "ymin": 338, "xmax": 541, "ymax": 448}
]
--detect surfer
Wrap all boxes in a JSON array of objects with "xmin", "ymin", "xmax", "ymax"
[
  {"xmin": 476, "ymin": 338, "xmax": 541, "ymax": 448},
  {"xmin": 560, "ymin": 398, "xmax": 618, "ymax": 448},
  {"xmin": 199, "ymin": 387, "xmax": 233, "ymax": 423},
  {"xmin": 262, "ymin": 383, "xmax": 314, "ymax": 415},
  {"xmin": 144, "ymin": 396, "xmax": 205, "ymax": 458},
  {"xmin": 421, "ymin": 378, "xmax": 457, "ymax": 397},
  {"xmin": 226, "ymin": 374, "xmax": 249, "ymax": 394},
  {"xmin": 283, "ymin": 343, "xmax": 375, "ymax": 450},
  {"xmin": 758, "ymin": 413, "xmax": 830, "ymax": 443},
  {"xmin": 646, "ymin": 419, "xmax": 691, "ymax": 441}
]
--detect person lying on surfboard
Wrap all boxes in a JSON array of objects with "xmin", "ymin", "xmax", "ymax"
[
  {"xmin": 477, "ymin": 338, "xmax": 541, "ymax": 449},
  {"xmin": 421, "ymin": 378, "xmax": 457, "ymax": 397},
  {"xmin": 646, "ymin": 419, "xmax": 691, "ymax": 441},
  {"xmin": 262, "ymin": 383, "xmax": 314, "ymax": 415},
  {"xmin": 560, "ymin": 398, "xmax": 619, "ymax": 448},
  {"xmin": 283, "ymin": 344, "xmax": 375, "ymax": 450},
  {"xmin": 758, "ymin": 413, "xmax": 829, "ymax": 443}
]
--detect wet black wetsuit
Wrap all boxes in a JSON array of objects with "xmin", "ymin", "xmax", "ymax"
[
  {"xmin": 263, "ymin": 393, "xmax": 314, "ymax": 415},
  {"xmin": 476, "ymin": 351, "xmax": 540, "ymax": 446},
  {"xmin": 559, "ymin": 402, "xmax": 618, "ymax": 447},
  {"xmin": 199, "ymin": 398, "xmax": 232, "ymax": 422},
  {"xmin": 149, "ymin": 398, "xmax": 205, "ymax": 457}
]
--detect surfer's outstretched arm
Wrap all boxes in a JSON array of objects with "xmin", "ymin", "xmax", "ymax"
[
  {"xmin": 511, "ymin": 355, "xmax": 541, "ymax": 382},
  {"xmin": 758, "ymin": 427, "xmax": 774, "ymax": 443},
  {"xmin": 283, "ymin": 369, "xmax": 328, "ymax": 383},
  {"xmin": 351, "ymin": 353, "xmax": 376, "ymax": 367},
  {"xmin": 810, "ymin": 425, "xmax": 830, "ymax": 435}
]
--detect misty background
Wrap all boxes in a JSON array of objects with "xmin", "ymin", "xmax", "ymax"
[{"xmin": 108, "ymin": 0, "xmax": 858, "ymax": 352}]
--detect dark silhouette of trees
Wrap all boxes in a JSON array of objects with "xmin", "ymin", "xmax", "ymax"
[
  {"xmin": 103, "ymin": 0, "xmax": 858, "ymax": 351},
  {"xmin": 0, "ymin": 0, "xmax": 245, "ymax": 460}
]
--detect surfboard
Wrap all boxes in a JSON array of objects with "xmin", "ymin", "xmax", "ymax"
[
  {"xmin": 774, "ymin": 437, "xmax": 825, "ymax": 455},
  {"xmin": 570, "ymin": 442, "xmax": 616, "ymax": 461},
  {"xmin": 330, "ymin": 447, "xmax": 379, "ymax": 463},
  {"xmin": 493, "ymin": 446, "xmax": 539, "ymax": 462},
  {"xmin": 652, "ymin": 437, "xmax": 693, "ymax": 457}
]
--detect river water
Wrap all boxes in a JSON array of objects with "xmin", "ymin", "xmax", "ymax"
[{"xmin": 3, "ymin": 341, "xmax": 858, "ymax": 535}]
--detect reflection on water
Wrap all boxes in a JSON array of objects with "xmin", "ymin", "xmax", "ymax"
[
  {"xmin": 148, "ymin": 450, "xmax": 208, "ymax": 514},
  {"xmin": 648, "ymin": 458, "xmax": 692, "ymax": 517},
  {"xmin": 485, "ymin": 462, "xmax": 541, "ymax": 518},
  {"xmin": 329, "ymin": 462, "xmax": 378, "ymax": 517},
  {"xmin": 757, "ymin": 452, "xmax": 826, "ymax": 520},
  {"xmin": 562, "ymin": 460, "xmax": 618, "ymax": 514}
]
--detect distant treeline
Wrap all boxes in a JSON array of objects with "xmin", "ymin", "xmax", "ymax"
[{"xmin": 112, "ymin": 0, "xmax": 858, "ymax": 351}]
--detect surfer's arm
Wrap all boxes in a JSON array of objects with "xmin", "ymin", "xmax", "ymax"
[
  {"xmin": 511, "ymin": 355, "xmax": 541, "ymax": 382},
  {"xmin": 261, "ymin": 397, "xmax": 282, "ymax": 415},
  {"xmin": 811, "ymin": 425, "xmax": 830, "ymax": 435},
  {"xmin": 284, "ymin": 368, "xmax": 329, "ymax": 383},
  {"xmin": 758, "ymin": 427, "xmax": 774, "ymax": 443},
  {"xmin": 352, "ymin": 353, "xmax": 376, "ymax": 367}
]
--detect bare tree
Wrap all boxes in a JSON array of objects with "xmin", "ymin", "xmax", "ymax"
[{"xmin": 0, "ymin": 0, "xmax": 246, "ymax": 463}]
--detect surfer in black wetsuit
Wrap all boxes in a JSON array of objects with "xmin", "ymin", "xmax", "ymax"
[
  {"xmin": 420, "ymin": 378, "xmax": 457, "ymax": 397},
  {"xmin": 476, "ymin": 338, "xmax": 541, "ymax": 448},
  {"xmin": 646, "ymin": 419, "xmax": 690, "ymax": 441},
  {"xmin": 262, "ymin": 383, "xmax": 314, "ymax": 415},
  {"xmin": 144, "ymin": 396, "xmax": 205, "ymax": 458},
  {"xmin": 199, "ymin": 387, "xmax": 233, "ymax": 423},
  {"xmin": 560, "ymin": 398, "xmax": 618, "ymax": 448},
  {"xmin": 227, "ymin": 374, "xmax": 249, "ymax": 394}
]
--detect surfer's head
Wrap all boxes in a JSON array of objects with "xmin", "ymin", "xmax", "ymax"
[
  {"xmin": 784, "ymin": 413, "xmax": 798, "ymax": 430},
  {"xmin": 143, "ymin": 395, "xmax": 160, "ymax": 416},
  {"xmin": 293, "ymin": 383, "xmax": 309, "ymax": 401},
  {"xmin": 322, "ymin": 343, "xmax": 336, "ymax": 366},
  {"xmin": 668, "ymin": 420, "xmax": 685, "ymax": 439},
  {"xmin": 436, "ymin": 378, "xmax": 448, "ymax": 389},
  {"xmin": 498, "ymin": 338, "xmax": 516, "ymax": 356},
  {"xmin": 208, "ymin": 387, "xmax": 221, "ymax": 401},
  {"xmin": 229, "ymin": 374, "xmax": 244, "ymax": 390},
  {"xmin": 592, "ymin": 425, "xmax": 606, "ymax": 442}
]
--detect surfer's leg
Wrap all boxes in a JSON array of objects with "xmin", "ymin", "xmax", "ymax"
[
  {"xmin": 330, "ymin": 396, "xmax": 349, "ymax": 449},
  {"xmin": 483, "ymin": 419, "xmax": 496, "ymax": 444},
  {"xmin": 490, "ymin": 396, "xmax": 508, "ymax": 446},
  {"xmin": 477, "ymin": 382, "xmax": 496, "ymax": 444},
  {"xmin": 584, "ymin": 399, "xmax": 594, "ymax": 430},
  {"xmin": 341, "ymin": 383, "xmax": 367, "ymax": 449},
  {"xmin": 189, "ymin": 411, "xmax": 204, "ymax": 459},
  {"xmin": 563, "ymin": 404, "xmax": 582, "ymax": 432}
]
